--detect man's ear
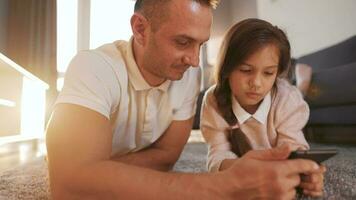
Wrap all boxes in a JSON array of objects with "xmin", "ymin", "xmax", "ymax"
[{"xmin": 131, "ymin": 13, "xmax": 149, "ymax": 46}]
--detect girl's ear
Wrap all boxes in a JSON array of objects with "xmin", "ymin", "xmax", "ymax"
[{"xmin": 130, "ymin": 13, "xmax": 149, "ymax": 46}]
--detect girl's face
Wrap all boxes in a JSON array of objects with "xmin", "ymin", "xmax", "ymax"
[{"xmin": 229, "ymin": 44, "xmax": 279, "ymax": 114}]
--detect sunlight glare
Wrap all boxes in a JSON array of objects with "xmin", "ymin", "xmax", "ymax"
[
  {"xmin": 90, "ymin": 0, "xmax": 134, "ymax": 49},
  {"xmin": 20, "ymin": 77, "xmax": 46, "ymax": 139},
  {"xmin": 57, "ymin": 0, "xmax": 78, "ymax": 73}
]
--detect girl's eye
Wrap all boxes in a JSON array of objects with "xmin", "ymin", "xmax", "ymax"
[
  {"xmin": 239, "ymin": 69, "xmax": 252, "ymax": 73},
  {"xmin": 264, "ymin": 71, "xmax": 276, "ymax": 76}
]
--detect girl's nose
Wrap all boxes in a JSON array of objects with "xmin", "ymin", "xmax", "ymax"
[{"xmin": 249, "ymin": 74, "xmax": 262, "ymax": 90}]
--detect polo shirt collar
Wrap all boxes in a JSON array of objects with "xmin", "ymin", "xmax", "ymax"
[
  {"xmin": 232, "ymin": 92, "xmax": 271, "ymax": 124},
  {"xmin": 125, "ymin": 37, "xmax": 171, "ymax": 92}
]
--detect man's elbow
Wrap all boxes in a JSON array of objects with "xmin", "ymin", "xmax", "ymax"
[
  {"xmin": 164, "ymin": 161, "xmax": 176, "ymax": 171},
  {"xmin": 163, "ymin": 151, "xmax": 182, "ymax": 171},
  {"xmin": 46, "ymin": 139, "xmax": 83, "ymax": 199},
  {"xmin": 50, "ymin": 183, "xmax": 72, "ymax": 200},
  {"xmin": 47, "ymin": 169, "xmax": 76, "ymax": 200},
  {"xmin": 47, "ymin": 163, "xmax": 95, "ymax": 200}
]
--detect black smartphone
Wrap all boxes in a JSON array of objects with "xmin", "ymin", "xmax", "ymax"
[{"xmin": 288, "ymin": 149, "xmax": 338, "ymax": 164}]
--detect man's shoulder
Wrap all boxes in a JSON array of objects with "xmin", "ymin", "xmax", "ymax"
[
  {"xmin": 73, "ymin": 40, "xmax": 128, "ymax": 71},
  {"xmin": 169, "ymin": 67, "xmax": 201, "ymax": 92},
  {"xmin": 94, "ymin": 40, "xmax": 128, "ymax": 65},
  {"xmin": 90, "ymin": 40, "xmax": 129, "ymax": 86},
  {"xmin": 95, "ymin": 40, "xmax": 127, "ymax": 56}
]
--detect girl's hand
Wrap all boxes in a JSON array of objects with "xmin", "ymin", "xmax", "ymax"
[{"xmin": 299, "ymin": 165, "xmax": 327, "ymax": 197}]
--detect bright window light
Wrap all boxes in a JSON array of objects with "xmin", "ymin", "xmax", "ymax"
[
  {"xmin": 56, "ymin": 77, "xmax": 64, "ymax": 91},
  {"xmin": 0, "ymin": 52, "xmax": 48, "ymax": 145},
  {"xmin": 19, "ymin": 144, "xmax": 30, "ymax": 163},
  {"xmin": 90, "ymin": 0, "xmax": 134, "ymax": 49},
  {"xmin": 0, "ymin": 98, "xmax": 15, "ymax": 107},
  {"xmin": 57, "ymin": 0, "xmax": 78, "ymax": 73},
  {"xmin": 20, "ymin": 77, "xmax": 46, "ymax": 139},
  {"xmin": 56, "ymin": 1, "xmax": 135, "ymax": 91}
]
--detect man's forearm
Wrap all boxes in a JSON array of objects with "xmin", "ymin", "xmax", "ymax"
[
  {"xmin": 50, "ymin": 160, "xmax": 225, "ymax": 200},
  {"xmin": 219, "ymin": 159, "xmax": 235, "ymax": 171},
  {"xmin": 111, "ymin": 146, "xmax": 178, "ymax": 171},
  {"xmin": 110, "ymin": 117, "xmax": 194, "ymax": 171}
]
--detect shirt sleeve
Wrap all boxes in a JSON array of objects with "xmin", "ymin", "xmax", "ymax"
[
  {"xmin": 274, "ymin": 82, "xmax": 310, "ymax": 150},
  {"xmin": 172, "ymin": 67, "xmax": 201, "ymax": 120},
  {"xmin": 200, "ymin": 87, "xmax": 237, "ymax": 172},
  {"xmin": 55, "ymin": 51, "xmax": 120, "ymax": 119}
]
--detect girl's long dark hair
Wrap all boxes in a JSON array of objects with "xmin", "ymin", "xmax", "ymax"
[{"xmin": 213, "ymin": 18, "xmax": 291, "ymax": 126}]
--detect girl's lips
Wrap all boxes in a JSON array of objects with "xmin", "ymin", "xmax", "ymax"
[{"xmin": 246, "ymin": 92, "xmax": 261, "ymax": 99}]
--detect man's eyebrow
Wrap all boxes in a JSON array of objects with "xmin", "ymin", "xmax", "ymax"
[
  {"xmin": 175, "ymin": 35, "xmax": 194, "ymax": 41},
  {"xmin": 175, "ymin": 34, "xmax": 208, "ymax": 44}
]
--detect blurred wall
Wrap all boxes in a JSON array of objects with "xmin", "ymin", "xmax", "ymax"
[
  {"xmin": 208, "ymin": 0, "xmax": 258, "ymax": 66},
  {"xmin": 0, "ymin": 0, "xmax": 8, "ymax": 54},
  {"xmin": 231, "ymin": 0, "xmax": 258, "ymax": 23},
  {"xmin": 208, "ymin": 0, "xmax": 231, "ymax": 66},
  {"xmin": 204, "ymin": 0, "xmax": 257, "ymax": 88},
  {"xmin": 257, "ymin": 0, "xmax": 356, "ymax": 57}
]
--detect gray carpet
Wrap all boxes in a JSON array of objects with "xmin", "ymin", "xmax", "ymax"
[{"xmin": 0, "ymin": 142, "xmax": 355, "ymax": 200}]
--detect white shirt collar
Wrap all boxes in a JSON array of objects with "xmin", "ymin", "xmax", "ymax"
[{"xmin": 232, "ymin": 92, "xmax": 271, "ymax": 124}]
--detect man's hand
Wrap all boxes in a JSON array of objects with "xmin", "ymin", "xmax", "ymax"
[
  {"xmin": 217, "ymin": 144, "xmax": 321, "ymax": 200},
  {"xmin": 299, "ymin": 165, "xmax": 326, "ymax": 197}
]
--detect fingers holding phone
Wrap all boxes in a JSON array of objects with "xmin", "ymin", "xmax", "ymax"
[
  {"xmin": 299, "ymin": 165, "xmax": 327, "ymax": 197},
  {"xmin": 288, "ymin": 149, "xmax": 337, "ymax": 198}
]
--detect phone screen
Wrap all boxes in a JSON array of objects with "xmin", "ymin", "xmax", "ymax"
[{"xmin": 288, "ymin": 149, "xmax": 338, "ymax": 164}]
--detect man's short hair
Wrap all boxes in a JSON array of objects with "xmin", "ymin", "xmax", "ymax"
[
  {"xmin": 134, "ymin": 0, "xmax": 220, "ymax": 31},
  {"xmin": 134, "ymin": 0, "xmax": 219, "ymax": 12}
]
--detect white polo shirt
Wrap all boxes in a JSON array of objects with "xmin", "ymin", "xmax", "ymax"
[{"xmin": 56, "ymin": 38, "xmax": 201, "ymax": 155}]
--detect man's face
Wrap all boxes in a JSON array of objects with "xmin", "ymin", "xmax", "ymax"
[
  {"xmin": 229, "ymin": 44, "xmax": 279, "ymax": 114},
  {"xmin": 142, "ymin": 0, "xmax": 212, "ymax": 82}
]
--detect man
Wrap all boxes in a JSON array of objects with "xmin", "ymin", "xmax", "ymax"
[{"xmin": 46, "ymin": 0, "xmax": 324, "ymax": 199}]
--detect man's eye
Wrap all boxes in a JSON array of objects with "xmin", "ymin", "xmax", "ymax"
[{"xmin": 176, "ymin": 40, "xmax": 189, "ymax": 46}]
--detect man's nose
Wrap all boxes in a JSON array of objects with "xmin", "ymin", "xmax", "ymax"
[{"xmin": 184, "ymin": 48, "xmax": 200, "ymax": 67}]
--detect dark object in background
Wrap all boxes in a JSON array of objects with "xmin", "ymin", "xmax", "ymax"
[
  {"xmin": 287, "ymin": 58, "xmax": 298, "ymax": 85},
  {"xmin": 193, "ymin": 88, "xmax": 207, "ymax": 129},
  {"xmin": 297, "ymin": 35, "xmax": 356, "ymax": 144}
]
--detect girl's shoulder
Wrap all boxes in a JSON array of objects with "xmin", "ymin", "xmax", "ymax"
[
  {"xmin": 271, "ymin": 79, "xmax": 309, "ymax": 128},
  {"xmin": 273, "ymin": 78, "xmax": 305, "ymax": 106},
  {"xmin": 275, "ymin": 78, "xmax": 303, "ymax": 97}
]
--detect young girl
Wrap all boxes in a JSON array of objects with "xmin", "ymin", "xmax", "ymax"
[{"xmin": 200, "ymin": 18, "xmax": 325, "ymax": 197}]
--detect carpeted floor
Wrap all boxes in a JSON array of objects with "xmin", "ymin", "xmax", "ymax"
[{"xmin": 0, "ymin": 142, "xmax": 355, "ymax": 199}]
